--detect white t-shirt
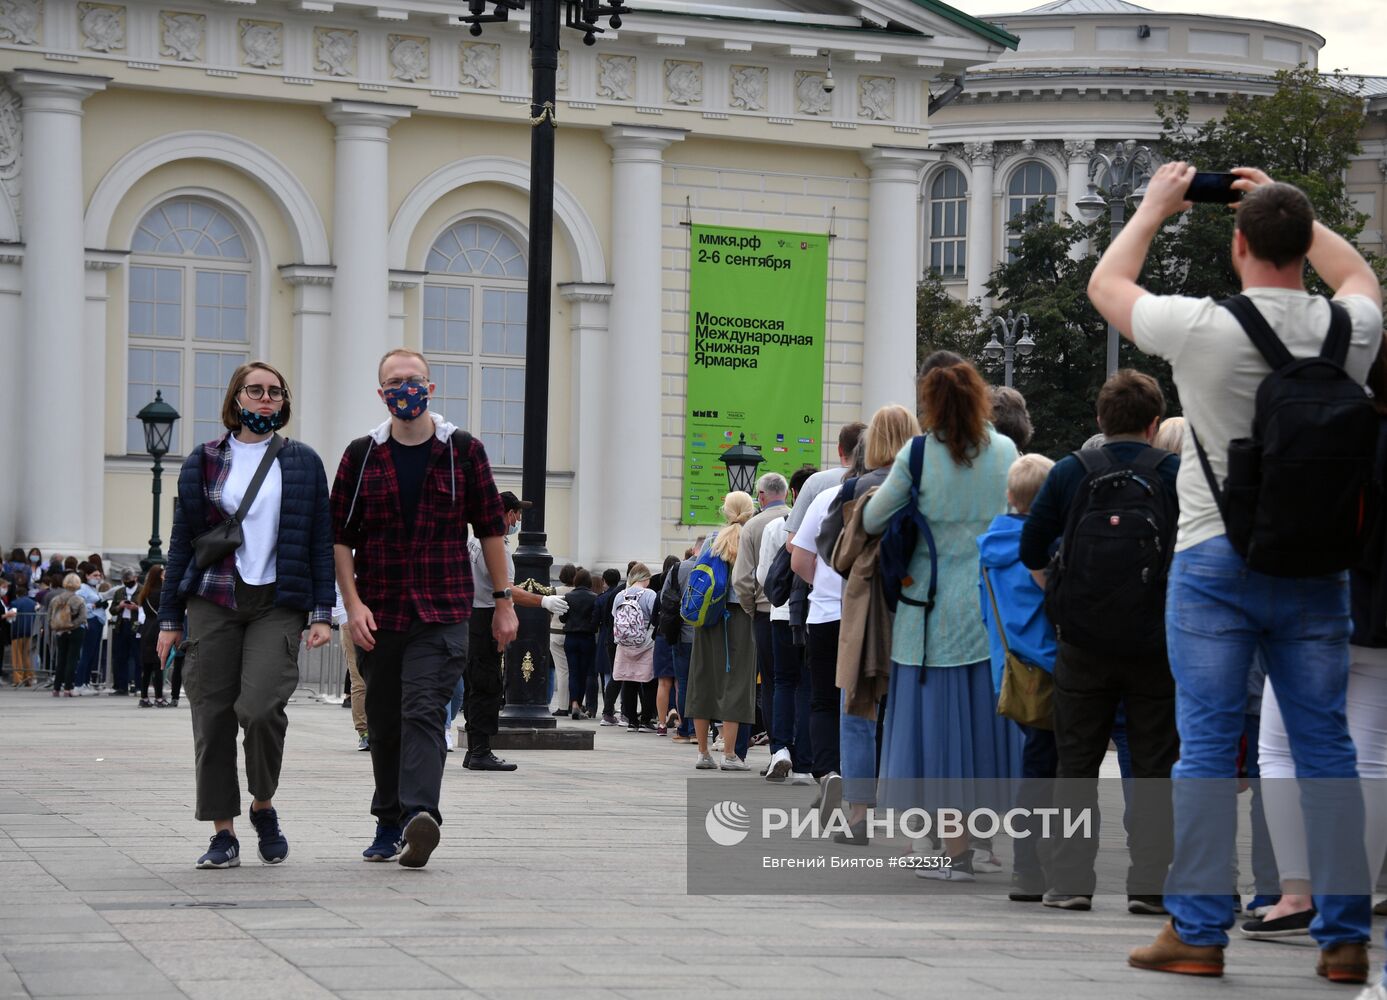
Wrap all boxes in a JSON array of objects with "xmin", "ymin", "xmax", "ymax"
[
  {"xmin": 469, "ymin": 536, "xmax": 514, "ymax": 610},
  {"xmin": 789, "ymin": 484, "xmax": 843, "ymax": 625},
  {"xmin": 1133, "ymin": 289, "xmax": 1383, "ymax": 552},
  {"xmin": 758, "ymin": 515, "xmax": 791, "ymax": 623},
  {"xmin": 222, "ymin": 435, "xmax": 282, "ymax": 586},
  {"xmin": 785, "ymin": 466, "xmax": 847, "ymax": 536}
]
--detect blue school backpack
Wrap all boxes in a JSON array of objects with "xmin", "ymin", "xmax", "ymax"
[
  {"xmin": 878, "ymin": 435, "xmax": 939, "ymax": 634},
  {"xmin": 679, "ymin": 535, "xmax": 731, "ymax": 628}
]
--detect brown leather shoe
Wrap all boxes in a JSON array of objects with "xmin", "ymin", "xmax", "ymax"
[
  {"xmin": 1316, "ymin": 942, "xmax": 1369, "ymax": 984},
  {"xmin": 1128, "ymin": 921, "xmax": 1225, "ymax": 977}
]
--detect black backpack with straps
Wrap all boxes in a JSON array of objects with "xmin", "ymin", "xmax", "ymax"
[
  {"xmin": 1191, "ymin": 294, "xmax": 1380, "ymax": 578},
  {"xmin": 1045, "ymin": 446, "xmax": 1177, "ymax": 654}
]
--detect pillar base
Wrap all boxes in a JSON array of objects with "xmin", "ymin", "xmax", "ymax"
[{"xmin": 457, "ymin": 725, "xmax": 594, "ymax": 751}]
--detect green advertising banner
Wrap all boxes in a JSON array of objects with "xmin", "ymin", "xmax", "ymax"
[{"xmin": 682, "ymin": 224, "xmax": 829, "ymax": 525}]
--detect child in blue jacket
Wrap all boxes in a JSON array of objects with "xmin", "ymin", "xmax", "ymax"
[{"xmin": 977, "ymin": 452, "xmax": 1057, "ymax": 902}]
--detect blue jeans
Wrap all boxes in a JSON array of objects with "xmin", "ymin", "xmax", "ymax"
[
  {"xmin": 565, "ymin": 633, "xmax": 597, "ymax": 707},
  {"xmin": 446, "ymin": 674, "xmax": 465, "ymax": 730},
  {"xmin": 840, "ymin": 691, "xmax": 878, "ymax": 806},
  {"xmin": 78, "ymin": 619, "xmax": 104, "ymax": 686},
  {"xmin": 673, "ymin": 641, "xmax": 693, "ymax": 737},
  {"xmin": 770, "ymin": 620, "xmax": 811, "ymax": 773},
  {"xmin": 753, "ymin": 612, "xmax": 776, "ymax": 751},
  {"xmin": 1163, "ymin": 536, "xmax": 1370, "ymax": 948}
]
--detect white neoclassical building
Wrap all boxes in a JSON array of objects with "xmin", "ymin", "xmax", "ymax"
[{"xmin": 0, "ymin": 0, "xmax": 1381, "ymax": 568}]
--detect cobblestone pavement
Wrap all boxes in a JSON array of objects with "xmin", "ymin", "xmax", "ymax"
[{"xmin": 0, "ymin": 686, "xmax": 1380, "ymax": 999}]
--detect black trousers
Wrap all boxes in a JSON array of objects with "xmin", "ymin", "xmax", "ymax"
[
  {"xmin": 140, "ymin": 661, "xmax": 164, "ymax": 699},
  {"xmin": 753, "ymin": 611, "xmax": 775, "ymax": 744},
  {"xmin": 1048, "ymin": 641, "xmax": 1179, "ymax": 897},
  {"xmin": 464, "ymin": 608, "xmax": 503, "ymax": 753},
  {"xmin": 806, "ymin": 620, "xmax": 841, "ymax": 778},
  {"xmin": 359, "ymin": 620, "xmax": 468, "ymax": 828}
]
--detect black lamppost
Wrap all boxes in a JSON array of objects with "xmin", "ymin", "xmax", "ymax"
[
  {"xmin": 137, "ymin": 391, "xmax": 180, "ymax": 571},
  {"xmin": 982, "ymin": 311, "xmax": 1034, "ymax": 388},
  {"xmin": 1075, "ymin": 141, "xmax": 1154, "ymax": 377},
  {"xmin": 719, "ymin": 434, "xmax": 765, "ymax": 496},
  {"xmin": 465, "ymin": 0, "xmax": 625, "ymax": 738}
]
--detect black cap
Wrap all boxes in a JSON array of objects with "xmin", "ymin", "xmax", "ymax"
[{"xmin": 500, "ymin": 491, "xmax": 533, "ymax": 513}]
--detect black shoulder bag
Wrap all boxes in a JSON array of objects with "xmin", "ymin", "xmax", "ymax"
[{"xmin": 192, "ymin": 435, "xmax": 284, "ymax": 570}]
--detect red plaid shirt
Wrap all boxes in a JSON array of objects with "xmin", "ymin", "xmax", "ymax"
[{"xmin": 330, "ymin": 431, "xmax": 507, "ymax": 631}]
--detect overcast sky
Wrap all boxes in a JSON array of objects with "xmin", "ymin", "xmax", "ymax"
[{"xmin": 952, "ymin": 0, "xmax": 1387, "ymax": 78}]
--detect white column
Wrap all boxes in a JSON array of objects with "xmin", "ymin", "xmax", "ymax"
[
  {"xmin": 0, "ymin": 246, "xmax": 23, "ymax": 550},
  {"xmin": 279, "ymin": 265, "xmax": 336, "ymax": 457},
  {"xmin": 559, "ymin": 282, "xmax": 613, "ymax": 568},
  {"xmin": 1065, "ymin": 140, "xmax": 1095, "ymax": 258},
  {"xmin": 11, "ymin": 70, "xmax": 108, "ymax": 554},
  {"xmin": 964, "ymin": 141, "xmax": 995, "ymax": 307},
  {"xmin": 325, "ymin": 100, "xmax": 411, "ymax": 456},
  {"xmin": 862, "ymin": 146, "xmax": 933, "ymax": 417},
  {"xmin": 602, "ymin": 125, "xmax": 684, "ymax": 566},
  {"xmin": 84, "ymin": 251, "xmax": 123, "ymax": 550}
]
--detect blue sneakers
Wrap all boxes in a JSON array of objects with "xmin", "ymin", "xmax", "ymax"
[
  {"xmin": 196, "ymin": 830, "xmax": 241, "ymax": 869},
  {"xmin": 362, "ymin": 823, "xmax": 402, "ymax": 862},
  {"xmin": 248, "ymin": 805, "xmax": 289, "ymax": 865},
  {"xmin": 399, "ymin": 813, "xmax": 440, "ymax": 869}
]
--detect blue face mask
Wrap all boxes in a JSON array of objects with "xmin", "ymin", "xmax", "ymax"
[
  {"xmin": 508, "ymin": 522, "xmax": 520, "ymax": 537},
  {"xmin": 239, "ymin": 408, "xmax": 284, "ymax": 435},
  {"xmin": 383, "ymin": 382, "xmax": 429, "ymax": 421}
]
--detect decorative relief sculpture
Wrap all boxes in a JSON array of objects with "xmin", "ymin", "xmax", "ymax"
[
  {"xmin": 664, "ymin": 60, "xmax": 701, "ymax": 106},
  {"xmin": 729, "ymin": 65, "xmax": 766, "ymax": 111},
  {"xmin": 314, "ymin": 27, "xmax": 356, "ymax": 77},
  {"xmin": 78, "ymin": 3, "xmax": 123, "ymax": 52},
  {"xmin": 556, "ymin": 50, "xmax": 568, "ymax": 92},
  {"xmin": 160, "ymin": 11, "xmax": 204, "ymax": 62},
  {"xmin": 1063, "ymin": 139, "xmax": 1095, "ymax": 164},
  {"xmin": 596, "ymin": 54, "xmax": 634, "ymax": 101},
  {"xmin": 389, "ymin": 34, "xmax": 429, "ymax": 82},
  {"xmin": 858, "ymin": 76, "xmax": 894, "ymax": 120},
  {"xmin": 963, "ymin": 141, "xmax": 994, "ymax": 165},
  {"xmin": 795, "ymin": 71, "xmax": 831, "ymax": 115},
  {"xmin": 239, "ymin": 19, "xmax": 281, "ymax": 69},
  {"xmin": 0, "ymin": 82, "xmax": 20, "ymax": 220},
  {"xmin": 0, "ymin": 0, "xmax": 41, "ymax": 45},
  {"xmin": 460, "ymin": 41, "xmax": 498, "ymax": 88}
]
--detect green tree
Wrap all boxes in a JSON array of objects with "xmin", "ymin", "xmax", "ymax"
[{"xmin": 916, "ymin": 270, "xmax": 986, "ymax": 365}]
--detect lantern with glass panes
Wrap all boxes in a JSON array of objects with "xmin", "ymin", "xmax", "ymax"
[
  {"xmin": 719, "ymin": 434, "xmax": 765, "ymax": 496},
  {"xmin": 137, "ymin": 390, "xmax": 180, "ymax": 569}
]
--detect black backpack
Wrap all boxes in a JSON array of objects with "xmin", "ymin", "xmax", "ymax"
[
  {"xmin": 1045, "ymin": 447, "xmax": 1176, "ymax": 653},
  {"xmin": 1192, "ymin": 295, "xmax": 1380, "ymax": 578}
]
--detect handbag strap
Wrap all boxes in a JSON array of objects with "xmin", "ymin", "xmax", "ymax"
[
  {"xmin": 230, "ymin": 434, "xmax": 284, "ymax": 526},
  {"xmin": 981, "ymin": 567, "xmax": 1012, "ymax": 657}
]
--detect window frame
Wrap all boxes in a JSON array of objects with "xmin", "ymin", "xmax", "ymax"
[
  {"xmin": 1005, "ymin": 160, "xmax": 1059, "ymax": 253},
  {"xmin": 926, "ymin": 164, "xmax": 969, "ymax": 280}
]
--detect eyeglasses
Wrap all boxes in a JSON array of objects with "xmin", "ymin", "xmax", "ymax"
[
  {"xmin": 380, "ymin": 375, "xmax": 428, "ymax": 391},
  {"xmin": 240, "ymin": 385, "xmax": 287, "ymax": 401}
]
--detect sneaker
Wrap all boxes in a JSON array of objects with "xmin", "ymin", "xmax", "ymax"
[
  {"xmin": 465, "ymin": 751, "xmax": 517, "ymax": 772},
  {"xmin": 1009, "ymin": 873, "xmax": 1045, "ymax": 903},
  {"xmin": 818, "ymin": 773, "xmax": 843, "ymax": 820},
  {"xmin": 1042, "ymin": 891, "xmax": 1093, "ymax": 911},
  {"xmin": 362, "ymin": 823, "xmax": 402, "ymax": 861},
  {"xmin": 600, "ymin": 714, "xmax": 618, "ymax": 727},
  {"xmin": 765, "ymin": 747, "xmax": 792, "ymax": 783},
  {"xmin": 1128, "ymin": 921, "xmax": 1225, "ymax": 977},
  {"xmin": 1128, "ymin": 895, "xmax": 1168, "ymax": 915},
  {"xmin": 638, "ymin": 723, "xmax": 658, "ymax": 733},
  {"xmin": 719, "ymin": 756, "xmax": 750, "ymax": 771},
  {"xmin": 196, "ymin": 830, "xmax": 241, "ymax": 869},
  {"xmin": 627, "ymin": 725, "xmax": 639, "ymax": 733},
  {"xmin": 1374, "ymin": 898, "xmax": 1387, "ymax": 917},
  {"xmin": 1240, "ymin": 907, "xmax": 1314, "ymax": 939},
  {"xmin": 63, "ymin": 689, "xmax": 74, "ymax": 697},
  {"xmin": 154, "ymin": 698, "xmax": 170, "ymax": 707},
  {"xmin": 790, "ymin": 772, "xmax": 815, "ymax": 786},
  {"xmin": 341, "ymin": 695, "xmax": 351, "ymax": 708},
  {"xmin": 1352, "ymin": 984, "xmax": 1387, "ymax": 1000},
  {"xmin": 969, "ymin": 848, "xmax": 1004, "ymax": 873},
  {"xmin": 138, "ymin": 698, "xmax": 153, "ymax": 708},
  {"xmin": 665, "ymin": 709, "xmax": 680, "ymax": 729},
  {"xmin": 74, "ymin": 685, "xmax": 93, "ymax": 697},
  {"xmin": 1317, "ymin": 942, "xmax": 1369, "ymax": 985},
  {"xmin": 655, "ymin": 725, "xmax": 667, "ymax": 736},
  {"xmin": 695, "ymin": 753, "xmax": 717, "ymax": 770},
  {"xmin": 750, "ymin": 732, "xmax": 770, "ymax": 747},
  {"xmin": 357, "ymin": 734, "xmax": 370, "ymax": 752},
  {"xmin": 398, "ymin": 813, "xmax": 441, "ymax": 869},
  {"xmin": 169, "ymin": 698, "xmax": 179, "ymax": 707},
  {"xmin": 552, "ymin": 708, "xmax": 569, "ymax": 717},
  {"xmin": 571, "ymin": 708, "xmax": 586, "ymax": 721},
  {"xmin": 670, "ymin": 734, "xmax": 694, "ymax": 743},
  {"xmin": 111, "ymin": 688, "xmax": 128, "ymax": 696},
  {"xmin": 917, "ymin": 852, "xmax": 976, "ymax": 882},
  {"xmin": 832, "ymin": 820, "xmax": 870, "ymax": 846},
  {"xmin": 445, "ymin": 729, "xmax": 455, "ymax": 752},
  {"xmin": 248, "ymin": 805, "xmax": 289, "ymax": 865},
  {"xmin": 1246, "ymin": 893, "xmax": 1281, "ymax": 918}
]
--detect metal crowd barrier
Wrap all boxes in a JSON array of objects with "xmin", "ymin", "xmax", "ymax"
[
  {"xmin": 1, "ymin": 611, "xmax": 53, "ymax": 686},
  {"xmin": 294, "ymin": 631, "xmax": 347, "ymax": 704}
]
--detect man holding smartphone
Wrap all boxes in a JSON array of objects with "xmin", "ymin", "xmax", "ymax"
[{"xmin": 1088, "ymin": 164, "xmax": 1382, "ymax": 984}]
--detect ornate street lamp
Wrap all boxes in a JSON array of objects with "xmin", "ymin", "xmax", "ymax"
[
  {"xmin": 465, "ymin": 0, "xmax": 625, "ymax": 739},
  {"xmin": 137, "ymin": 390, "xmax": 179, "ymax": 571},
  {"xmin": 719, "ymin": 434, "xmax": 765, "ymax": 496},
  {"xmin": 1075, "ymin": 141, "xmax": 1156, "ymax": 377},
  {"xmin": 982, "ymin": 311, "xmax": 1034, "ymax": 389}
]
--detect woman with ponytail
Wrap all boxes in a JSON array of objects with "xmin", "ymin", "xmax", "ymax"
[
  {"xmin": 686, "ymin": 491, "xmax": 760, "ymax": 771},
  {"xmin": 862, "ymin": 359, "xmax": 1022, "ymax": 881}
]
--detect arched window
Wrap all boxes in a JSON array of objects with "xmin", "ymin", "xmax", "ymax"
[
  {"xmin": 1006, "ymin": 162, "xmax": 1057, "ymax": 252},
  {"xmin": 927, "ymin": 167, "xmax": 968, "ymax": 279},
  {"xmin": 126, "ymin": 198, "xmax": 252, "ymax": 454},
  {"xmin": 423, "ymin": 220, "xmax": 528, "ymax": 467}
]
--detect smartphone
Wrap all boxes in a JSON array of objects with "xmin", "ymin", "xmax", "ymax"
[{"xmin": 1185, "ymin": 172, "xmax": 1242, "ymax": 204}]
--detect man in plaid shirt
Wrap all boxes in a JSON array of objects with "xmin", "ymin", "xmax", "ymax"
[{"xmin": 332, "ymin": 348, "xmax": 518, "ymax": 868}]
